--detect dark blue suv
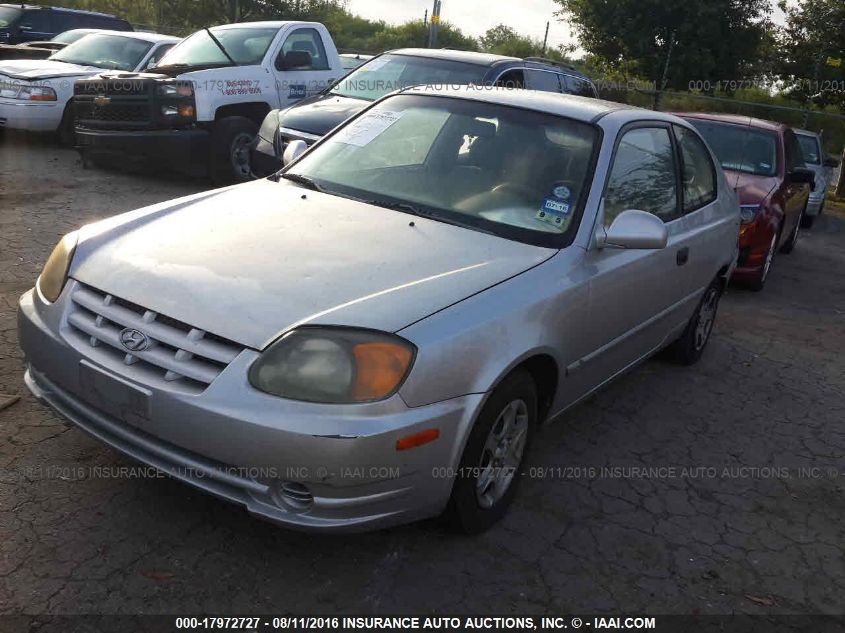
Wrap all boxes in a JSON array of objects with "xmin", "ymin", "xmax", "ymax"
[
  {"xmin": 251, "ymin": 48, "xmax": 598, "ymax": 175},
  {"xmin": 0, "ymin": 4, "xmax": 131, "ymax": 44}
]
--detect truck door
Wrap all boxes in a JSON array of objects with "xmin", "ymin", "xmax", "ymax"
[{"xmin": 273, "ymin": 27, "xmax": 336, "ymax": 106}]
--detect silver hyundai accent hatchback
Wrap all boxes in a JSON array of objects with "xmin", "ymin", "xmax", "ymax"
[{"xmin": 19, "ymin": 86, "xmax": 739, "ymax": 533}]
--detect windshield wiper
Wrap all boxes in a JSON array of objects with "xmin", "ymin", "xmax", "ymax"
[
  {"xmin": 278, "ymin": 172, "xmax": 325, "ymax": 191},
  {"xmin": 204, "ymin": 28, "xmax": 237, "ymax": 67},
  {"xmin": 366, "ymin": 199, "xmax": 496, "ymax": 235}
]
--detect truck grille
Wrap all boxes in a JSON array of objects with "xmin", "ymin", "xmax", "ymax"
[
  {"xmin": 66, "ymin": 282, "xmax": 245, "ymax": 392},
  {"xmin": 76, "ymin": 102, "xmax": 150, "ymax": 123}
]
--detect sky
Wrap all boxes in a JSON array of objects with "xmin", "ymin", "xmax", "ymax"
[{"xmin": 345, "ymin": 0, "xmax": 791, "ymax": 54}]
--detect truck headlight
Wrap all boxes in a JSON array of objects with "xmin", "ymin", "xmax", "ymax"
[
  {"xmin": 37, "ymin": 232, "xmax": 78, "ymax": 303},
  {"xmin": 157, "ymin": 82, "xmax": 193, "ymax": 97},
  {"xmin": 18, "ymin": 85, "xmax": 57, "ymax": 101},
  {"xmin": 249, "ymin": 327, "xmax": 415, "ymax": 403}
]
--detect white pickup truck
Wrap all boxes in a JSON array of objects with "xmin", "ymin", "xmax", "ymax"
[{"xmin": 72, "ymin": 21, "xmax": 343, "ymax": 182}]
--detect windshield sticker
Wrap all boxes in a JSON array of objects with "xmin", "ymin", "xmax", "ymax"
[
  {"xmin": 552, "ymin": 184, "xmax": 571, "ymax": 201},
  {"xmin": 332, "ymin": 110, "xmax": 405, "ymax": 147},
  {"xmin": 536, "ymin": 197, "xmax": 571, "ymax": 228}
]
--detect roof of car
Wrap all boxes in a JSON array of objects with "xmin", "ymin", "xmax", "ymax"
[
  {"xmin": 400, "ymin": 85, "xmax": 650, "ymax": 123},
  {"xmin": 209, "ymin": 21, "xmax": 317, "ymax": 30},
  {"xmin": 387, "ymin": 48, "xmax": 591, "ymax": 77},
  {"xmin": 78, "ymin": 30, "xmax": 178, "ymax": 43},
  {"xmin": 676, "ymin": 111, "xmax": 786, "ymax": 132},
  {"xmin": 0, "ymin": 4, "xmax": 119, "ymax": 18}
]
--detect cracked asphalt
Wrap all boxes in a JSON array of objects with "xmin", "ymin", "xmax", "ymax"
[{"xmin": 1, "ymin": 133, "xmax": 844, "ymax": 617}]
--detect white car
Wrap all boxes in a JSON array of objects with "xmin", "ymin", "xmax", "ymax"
[{"xmin": 0, "ymin": 30, "xmax": 178, "ymax": 137}]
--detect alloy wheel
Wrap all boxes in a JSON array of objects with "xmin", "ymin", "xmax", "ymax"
[
  {"xmin": 475, "ymin": 399, "xmax": 528, "ymax": 509},
  {"xmin": 230, "ymin": 132, "xmax": 255, "ymax": 179},
  {"xmin": 694, "ymin": 287, "xmax": 719, "ymax": 351},
  {"xmin": 761, "ymin": 233, "xmax": 777, "ymax": 283}
]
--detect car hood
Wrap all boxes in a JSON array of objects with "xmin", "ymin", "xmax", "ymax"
[
  {"xmin": 278, "ymin": 92, "xmax": 369, "ymax": 137},
  {"xmin": 0, "ymin": 58, "xmax": 97, "ymax": 79},
  {"xmin": 71, "ymin": 180, "xmax": 555, "ymax": 349},
  {"xmin": 725, "ymin": 170, "xmax": 779, "ymax": 206}
]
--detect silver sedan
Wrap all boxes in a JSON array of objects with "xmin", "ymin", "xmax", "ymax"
[{"xmin": 18, "ymin": 86, "xmax": 739, "ymax": 533}]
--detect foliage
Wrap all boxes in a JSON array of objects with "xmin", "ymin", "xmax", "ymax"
[{"xmin": 554, "ymin": 0, "xmax": 771, "ymax": 90}]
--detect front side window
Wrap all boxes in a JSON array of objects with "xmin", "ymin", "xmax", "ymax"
[
  {"xmin": 331, "ymin": 54, "xmax": 489, "ymax": 102},
  {"xmin": 674, "ymin": 125, "xmax": 717, "ymax": 212},
  {"xmin": 687, "ymin": 119, "xmax": 778, "ymax": 177},
  {"xmin": 796, "ymin": 134, "xmax": 821, "ymax": 165},
  {"xmin": 604, "ymin": 127, "xmax": 678, "ymax": 225},
  {"xmin": 51, "ymin": 35, "xmax": 153, "ymax": 71},
  {"xmin": 156, "ymin": 27, "xmax": 278, "ymax": 67},
  {"xmin": 524, "ymin": 70, "xmax": 562, "ymax": 93},
  {"xmin": 280, "ymin": 28, "xmax": 329, "ymax": 71},
  {"xmin": 0, "ymin": 7, "xmax": 23, "ymax": 28},
  {"xmin": 286, "ymin": 94, "xmax": 599, "ymax": 247}
]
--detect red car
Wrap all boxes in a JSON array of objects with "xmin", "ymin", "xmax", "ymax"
[{"xmin": 677, "ymin": 113, "xmax": 815, "ymax": 290}]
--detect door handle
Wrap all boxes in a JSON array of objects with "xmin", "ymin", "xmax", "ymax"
[{"xmin": 676, "ymin": 246, "xmax": 689, "ymax": 266}]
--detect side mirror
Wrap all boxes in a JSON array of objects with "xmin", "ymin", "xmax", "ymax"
[
  {"xmin": 789, "ymin": 167, "xmax": 816, "ymax": 188},
  {"xmin": 282, "ymin": 139, "xmax": 307, "ymax": 166},
  {"xmin": 824, "ymin": 156, "xmax": 840, "ymax": 169},
  {"xmin": 277, "ymin": 50, "xmax": 312, "ymax": 71},
  {"xmin": 602, "ymin": 209, "xmax": 668, "ymax": 250}
]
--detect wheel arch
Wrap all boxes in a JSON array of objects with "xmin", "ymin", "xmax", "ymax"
[{"xmin": 214, "ymin": 102, "xmax": 272, "ymax": 125}]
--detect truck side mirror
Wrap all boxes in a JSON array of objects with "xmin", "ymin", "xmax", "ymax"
[{"xmin": 276, "ymin": 50, "xmax": 312, "ymax": 71}]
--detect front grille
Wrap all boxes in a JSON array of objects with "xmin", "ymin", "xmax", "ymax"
[
  {"xmin": 66, "ymin": 282, "xmax": 245, "ymax": 392},
  {"xmin": 76, "ymin": 102, "xmax": 149, "ymax": 123}
]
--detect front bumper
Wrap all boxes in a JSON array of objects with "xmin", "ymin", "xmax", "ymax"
[
  {"xmin": 75, "ymin": 127, "xmax": 210, "ymax": 174},
  {"xmin": 19, "ymin": 285, "xmax": 481, "ymax": 532},
  {"xmin": 0, "ymin": 98, "xmax": 61, "ymax": 132}
]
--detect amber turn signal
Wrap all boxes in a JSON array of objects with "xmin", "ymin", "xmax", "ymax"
[
  {"xmin": 396, "ymin": 428, "xmax": 440, "ymax": 451},
  {"xmin": 352, "ymin": 341, "xmax": 414, "ymax": 401}
]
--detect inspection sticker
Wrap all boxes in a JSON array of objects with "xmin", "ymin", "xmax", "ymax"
[
  {"xmin": 536, "ymin": 197, "xmax": 571, "ymax": 228},
  {"xmin": 332, "ymin": 110, "xmax": 405, "ymax": 147}
]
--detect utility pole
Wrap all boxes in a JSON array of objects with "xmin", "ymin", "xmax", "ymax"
[
  {"xmin": 653, "ymin": 30, "xmax": 675, "ymax": 110},
  {"xmin": 542, "ymin": 21, "xmax": 549, "ymax": 55},
  {"xmin": 428, "ymin": 0, "xmax": 442, "ymax": 48},
  {"xmin": 423, "ymin": 9, "xmax": 427, "ymax": 25}
]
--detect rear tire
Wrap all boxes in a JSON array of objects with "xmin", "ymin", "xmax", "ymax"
[
  {"xmin": 666, "ymin": 278, "xmax": 722, "ymax": 365},
  {"xmin": 210, "ymin": 116, "xmax": 258, "ymax": 185},
  {"xmin": 445, "ymin": 369, "xmax": 537, "ymax": 534}
]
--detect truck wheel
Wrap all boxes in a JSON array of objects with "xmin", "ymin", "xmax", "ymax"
[
  {"xmin": 445, "ymin": 369, "xmax": 536, "ymax": 534},
  {"xmin": 210, "ymin": 116, "xmax": 258, "ymax": 185}
]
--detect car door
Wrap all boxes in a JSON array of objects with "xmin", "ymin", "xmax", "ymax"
[
  {"xmin": 273, "ymin": 27, "xmax": 336, "ymax": 106},
  {"xmin": 781, "ymin": 129, "xmax": 809, "ymax": 241},
  {"xmin": 671, "ymin": 124, "xmax": 728, "ymax": 299},
  {"xmin": 575, "ymin": 123, "xmax": 688, "ymax": 392},
  {"xmin": 17, "ymin": 10, "xmax": 54, "ymax": 42}
]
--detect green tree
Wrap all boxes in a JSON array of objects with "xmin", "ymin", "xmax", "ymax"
[
  {"xmin": 554, "ymin": 0, "xmax": 772, "ymax": 90},
  {"xmin": 777, "ymin": 0, "xmax": 845, "ymax": 108}
]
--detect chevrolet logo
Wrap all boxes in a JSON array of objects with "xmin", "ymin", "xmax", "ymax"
[{"xmin": 93, "ymin": 95, "xmax": 111, "ymax": 106}]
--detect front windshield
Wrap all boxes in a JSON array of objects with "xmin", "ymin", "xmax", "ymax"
[
  {"xmin": 687, "ymin": 119, "xmax": 778, "ymax": 177},
  {"xmin": 155, "ymin": 27, "xmax": 278, "ymax": 67},
  {"xmin": 0, "ymin": 7, "xmax": 21, "ymax": 28},
  {"xmin": 796, "ymin": 134, "xmax": 821, "ymax": 165},
  {"xmin": 50, "ymin": 35, "xmax": 153, "ymax": 71},
  {"xmin": 331, "ymin": 54, "xmax": 490, "ymax": 101},
  {"xmin": 51, "ymin": 30, "xmax": 92, "ymax": 45},
  {"xmin": 288, "ymin": 93, "xmax": 598, "ymax": 246}
]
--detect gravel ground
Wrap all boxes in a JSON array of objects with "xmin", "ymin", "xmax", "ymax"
[{"xmin": 1, "ymin": 133, "xmax": 844, "ymax": 617}]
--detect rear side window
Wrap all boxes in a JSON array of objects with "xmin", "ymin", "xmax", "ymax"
[
  {"xmin": 674, "ymin": 125, "xmax": 717, "ymax": 212},
  {"xmin": 281, "ymin": 28, "xmax": 329, "ymax": 71},
  {"xmin": 563, "ymin": 74, "xmax": 596, "ymax": 97},
  {"xmin": 604, "ymin": 126, "xmax": 679, "ymax": 225},
  {"xmin": 524, "ymin": 69, "xmax": 562, "ymax": 93},
  {"xmin": 495, "ymin": 69, "xmax": 524, "ymax": 89},
  {"xmin": 784, "ymin": 130, "xmax": 804, "ymax": 172}
]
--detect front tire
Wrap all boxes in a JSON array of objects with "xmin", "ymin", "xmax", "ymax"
[
  {"xmin": 445, "ymin": 369, "xmax": 537, "ymax": 534},
  {"xmin": 666, "ymin": 278, "xmax": 722, "ymax": 365},
  {"xmin": 210, "ymin": 116, "xmax": 258, "ymax": 185}
]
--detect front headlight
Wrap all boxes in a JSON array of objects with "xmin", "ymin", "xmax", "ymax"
[
  {"xmin": 18, "ymin": 85, "xmax": 57, "ymax": 101},
  {"xmin": 37, "ymin": 232, "xmax": 78, "ymax": 303},
  {"xmin": 739, "ymin": 204, "xmax": 760, "ymax": 224},
  {"xmin": 157, "ymin": 81, "xmax": 194, "ymax": 97},
  {"xmin": 249, "ymin": 327, "xmax": 416, "ymax": 403}
]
